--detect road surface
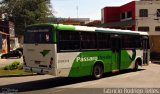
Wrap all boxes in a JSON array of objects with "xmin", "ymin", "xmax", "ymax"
[{"xmin": 0, "ymin": 63, "xmax": 160, "ymax": 94}]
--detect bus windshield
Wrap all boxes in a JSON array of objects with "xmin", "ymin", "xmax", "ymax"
[{"xmin": 24, "ymin": 26, "xmax": 53, "ymax": 44}]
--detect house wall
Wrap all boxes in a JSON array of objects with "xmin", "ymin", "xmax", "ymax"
[
  {"xmin": 135, "ymin": 1, "xmax": 160, "ymax": 35},
  {"xmin": 120, "ymin": 1, "xmax": 136, "ymax": 30},
  {"xmin": 120, "ymin": 1, "xmax": 136, "ymax": 20},
  {"xmin": 136, "ymin": 1, "xmax": 160, "ymax": 53},
  {"xmin": 102, "ymin": 7, "xmax": 120, "ymax": 23}
]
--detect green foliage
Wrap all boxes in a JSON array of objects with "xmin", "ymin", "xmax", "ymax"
[
  {"xmin": 0, "ymin": 0, "xmax": 54, "ymax": 35},
  {"xmin": 10, "ymin": 61, "xmax": 20, "ymax": 70},
  {"xmin": 3, "ymin": 65, "xmax": 10, "ymax": 70},
  {"xmin": 3, "ymin": 61, "xmax": 23, "ymax": 70},
  {"xmin": 18, "ymin": 64, "xmax": 23, "ymax": 70}
]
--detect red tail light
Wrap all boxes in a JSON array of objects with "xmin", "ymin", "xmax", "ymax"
[{"xmin": 49, "ymin": 57, "xmax": 53, "ymax": 68}]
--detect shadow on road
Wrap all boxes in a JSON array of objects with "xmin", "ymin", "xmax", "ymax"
[
  {"xmin": 0, "ymin": 69, "xmax": 145, "ymax": 93},
  {"xmin": 152, "ymin": 62, "xmax": 160, "ymax": 65},
  {"xmin": 103, "ymin": 69, "xmax": 145, "ymax": 78}
]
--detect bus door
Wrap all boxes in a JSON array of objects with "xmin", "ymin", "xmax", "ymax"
[
  {"xmin": 111, "ymin": 35, "xmax": 121, "ymax": 71},
  {"xmin": 142, "ymin": 36, "xmax": 149, "ymax": 65}
]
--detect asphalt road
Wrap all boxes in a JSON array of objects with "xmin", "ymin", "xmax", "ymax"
[{"xmin": 0, "ymin": 63, "xmax": 160, "ymax": 94}]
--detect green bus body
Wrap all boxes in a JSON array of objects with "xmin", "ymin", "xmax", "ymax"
[{"xmin": 23, "ymin": 23, "xmax": 149, "ymax": 78}]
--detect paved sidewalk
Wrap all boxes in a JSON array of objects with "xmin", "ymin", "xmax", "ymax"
[
  {"xmin": 0, "ymin": 59, "xmax": 7, "ymax": 64},
  {"xmin": 0, "ymin": 58, "xmax": 23, "ymax": 68},
  {"xmin": 0, "ymin": 59, "xmax": 12, "ymax": 68}
]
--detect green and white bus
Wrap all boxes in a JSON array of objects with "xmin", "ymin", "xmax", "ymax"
[{"xmin": 23, "ymin": 23, "xmax": 149, "ymax": 79}]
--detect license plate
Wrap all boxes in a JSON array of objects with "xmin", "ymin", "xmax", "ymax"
[{"xmin": 35, "ymin": 61, "xmax": 40, "ymax": 64}]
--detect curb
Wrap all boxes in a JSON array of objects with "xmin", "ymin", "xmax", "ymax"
[{"xmin": 0, "ymin": 73, "xmax": 37, "ymax": 78}]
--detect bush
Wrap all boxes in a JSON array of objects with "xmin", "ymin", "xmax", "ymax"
[
  {"xmin": 18, "ymin": 64, "xmax": 23, "ymax": 70},
  {"xmin": 10, "ymin": 61, "xmax": 20, "ymax": 70},
  {"xmin": 3, "ymin": 65, "xmax": 10, "ymax": 70},
  {"xmin": 3, "ymin": 61, "xmax": 21, "ymax": 70}
]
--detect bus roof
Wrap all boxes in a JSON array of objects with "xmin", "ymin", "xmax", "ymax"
[{"xmin": 28, "ymin": 23, "xmax": 148, "ymax": 36}]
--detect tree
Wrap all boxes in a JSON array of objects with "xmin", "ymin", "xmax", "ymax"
[{"xmin": 0, "ymin": 0, "xmax": 54, "ymax": 35}]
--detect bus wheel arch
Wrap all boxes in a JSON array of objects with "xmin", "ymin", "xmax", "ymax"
[
  {"xmin": 136, "ymin": 57, "xmax": 142, "ymax": 66},
  {"xmin": 92, "ymin": 61, "xmax": 104, "ymax": 79},
  {"xmin": 134, "ymin": 57, "xmax": 142, "ymax": 71}
]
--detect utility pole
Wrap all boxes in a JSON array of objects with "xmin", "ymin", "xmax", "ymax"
[{"xmin": 76, "ymin": 0, "xmax": 79, "ymax": 18}]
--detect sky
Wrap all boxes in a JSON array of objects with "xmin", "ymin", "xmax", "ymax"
[{"xmin": 51, "ymin": 0, "xmax": 137, "ymax": 20}]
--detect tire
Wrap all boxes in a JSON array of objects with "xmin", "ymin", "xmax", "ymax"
[
  {"xmin": 92, "ymin": 64, "xmax": 104, "ymax": 79},
  {"xmin": 1, "ymin": 56, "xmax": 6, "ymax": 59},
  {"xmin": 133, "ymin": 61, "xmax": 138, "ymax": 71},
  {"xmin": 1, "ymin": 56, "xmax": 5, "ymax": 59}
]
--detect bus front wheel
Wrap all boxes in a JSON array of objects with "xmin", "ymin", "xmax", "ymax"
[{"xmin": 92, "ymin": 63, "xmax": 104, "ymax": 79}]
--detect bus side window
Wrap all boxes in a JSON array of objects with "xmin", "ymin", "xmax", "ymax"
[
  {"xmin": 80, "ymin": 32, "xmax": 97, "ymax": 50},
  {"xmin": 58, "ymin": 30, "xmax": 80, "ymax": 51},
  {"xmin": 121, "ymin": 35, "xmax": 142, "ymax": 49},
  {"xmin": 97, "ymin": 33, "xmax": 110, "ymax": 49}
]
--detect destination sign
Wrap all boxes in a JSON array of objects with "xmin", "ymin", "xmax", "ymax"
[{"xmin": 27, "ymin": 29, "xmax": 49, "ymax": 32}]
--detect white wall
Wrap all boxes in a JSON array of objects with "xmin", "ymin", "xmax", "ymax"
[{"xmin": 136, "ymin": 1, "xmax": 160, "ymax": 35}]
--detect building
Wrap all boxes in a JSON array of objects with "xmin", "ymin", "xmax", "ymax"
[
  {"xmin": 0, "ymin": 19, "xmax": 16, "ymax": 54},
  {"xmin": 85, "ymin": 20, "xmax": 101, "ymax": 26},
  {"xmin": 48, "ymin": 18, "xmax": 90, "ymax": 25},
  {"xmin": 0, "ymin": 20, "xmax": 10, "ymax": 54},
  {"xmin": 0, "ymin": 31, "xmax": 9, "ymax": 54},
  {"xmin": 101, "ymin": 0, "xmax": 160, "ymax": 59}
]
